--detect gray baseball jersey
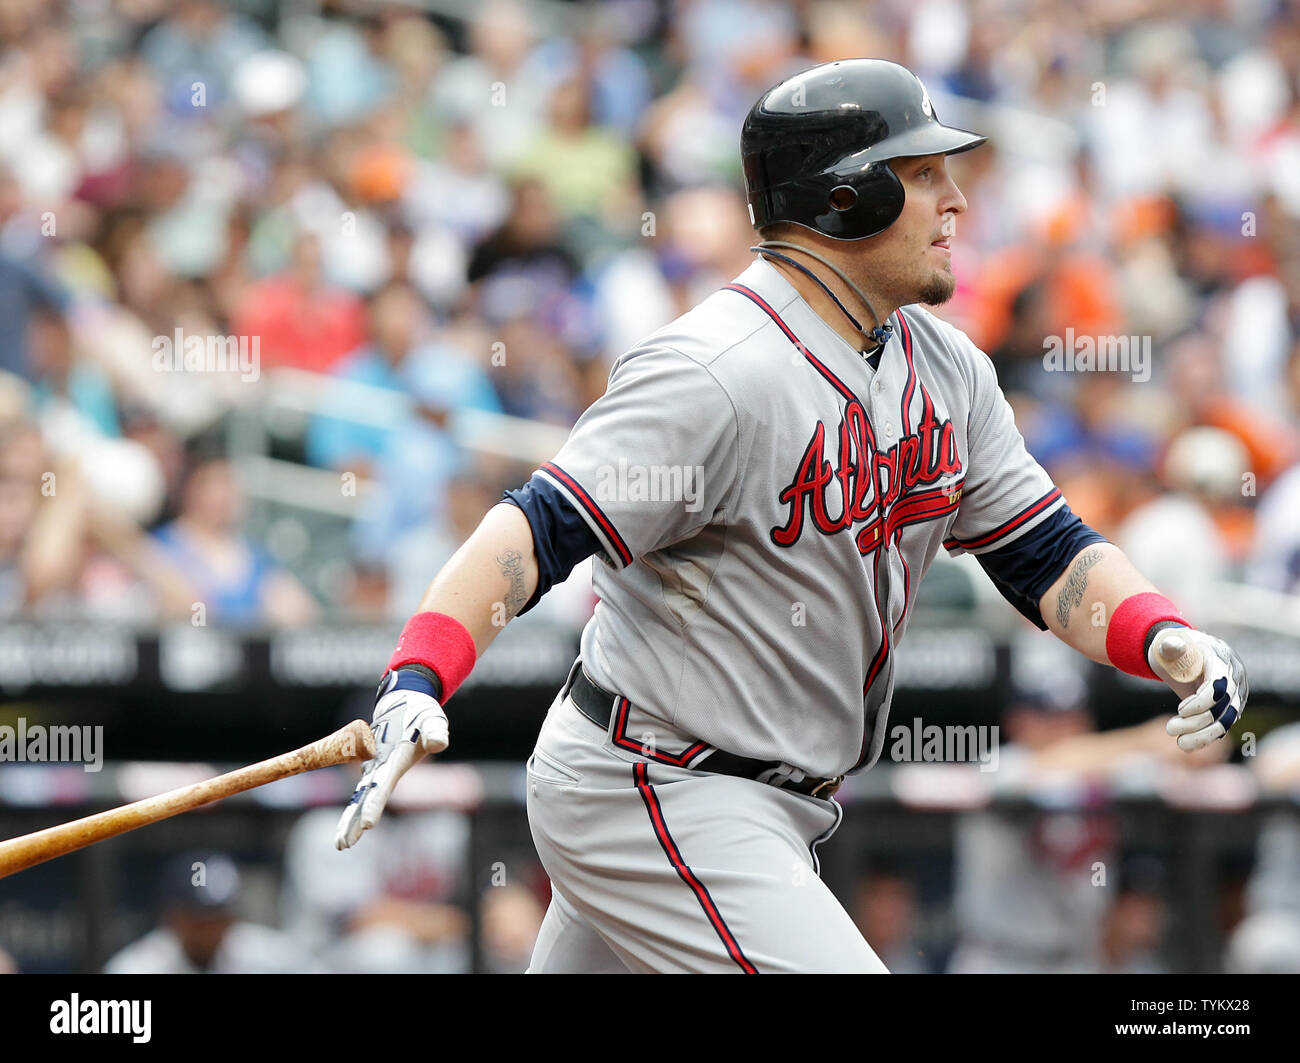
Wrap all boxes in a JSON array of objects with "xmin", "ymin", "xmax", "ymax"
[{"xmin": 536, "ymin": 257, "xmax": 1063, "ymax": 779}]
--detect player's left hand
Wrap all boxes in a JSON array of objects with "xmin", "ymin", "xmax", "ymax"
[
  {"xmin": 335, "ymin": 669, "xmax": 449, "ymax": 850},
  {"xmin": 1148, "ymin": 628, "xmax": 1248, "ymax": 753}
]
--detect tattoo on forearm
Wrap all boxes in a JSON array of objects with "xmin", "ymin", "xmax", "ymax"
[
  {"xmin": 1055, "ymin": 546, "xmax": 1104, "ymax": 630},
  {"xmin": 496, "ymin": 549, "xmax": 527, "ymax": 618}
]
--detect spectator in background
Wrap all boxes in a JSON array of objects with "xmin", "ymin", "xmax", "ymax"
[
  {"xmin": 431, "ymin": 0, "xmax": 546, "ymax": 172},
  {"xmin": 512, "ymin": 75, "xmax": 640, "ymax": 233},
  {"xmin": 1019, "ymin": 378, "xmax": 1157, "ymax": 537},
  {"xmin": 152, "ymin": 456, "xmax": 318, "ymax": 628},
  {"xmin": 136, "ymin": 0, "xmax": 266, "ymax": 115},
  {"xmin": 306, "ymin": 280, "xmax": 434, "ymax": 475},
  {"xmin": 973, "ymin": 205, "xmax": 1125, "ymax": 401},
  {"xmin": 0, "ymin": 384, "xmax": 192, "ymax": 621},
  {"xmin": 1163, "ymin": 332, "xmax": 1299, "ymax": 492},
  {"xmin": 519, "ymin": 7, "xmax": 654, "ymax": 139},
  {"xmin": 947, "ymin": 648, "xmax": 1228, "ymax": 974},
  {"xmin": 1227, "ymin": 723, "xmax": 1300, "ymax": 973},
  {"xmin": 478, "ymin": 279, "xmax": 586, "ymax": 426},
  {"xmin": 1247, "ymin": 344, "xmax": 1300, "ymax": 595},
  {"xmin": 28, "ymin": 307, "xmax": 119, "ymax": 440},
  {"xmin": 593, "ymin": 185, "xmax": 754, "ymax": 359},
  {"xmin": 947, "ymin": 686, "xmax": 1115, "ymax": 974},
  {"xmin": 849, "ymin": 865, "xmax": 929, "ymax": 974},
  {"xmin": 672, "ymin": 0, "xmax": 801, "ymax": 108},
  {"xmin": 0, "ymin": 412, "xmax": 43, "ymax": 617},
  {"xmin": 481, "ymin": 881, "xmax": 548, "ymax": 974},
  {"xmin": 1115, "ymin": 426, "xmax": 1248, "ymax": 611},
  {"xmin": 280, "ymin": 775, "xmax": 471, "ymax": 974},
  {"xmin": 1100, "ymin": 857, "xmax": 1169, "ymax": 974},
  {"xmin": 105, "ymin": 851, "xmax": 315, "ymax": 974},
  {"xmin": 637, "ymin": 69, "xmax": 744, "ymax": 193},
  {"xmin": 0, "ymin": 167, "xmax": 70, "ymax": 382},
  {"xmin": 300, "ymin": 9, "xmax": 396, "ymax": 128},
  {"xmin": 403, "ymin": 120, "xmax": 508, "ymax": 249},
  {"xmin": 351, "ymin": 339, "xmax": 501, "ymax": 565},
  {"xmin": 467, "ymin": 178, "xmax": 580, "ymax": 294},
  {"xmin": 1249, "ymin": 467, "xmax": 1300, "ymax": 595},
  {"xmin": 387, "ymin": 471, "xmax": 500, "ymax": 620},
  {"xmin": 232, "ymin": 231, "xmax": 365, "ymax": 373},
  {"xmin": 4, "ymin": 426, "xmax": 176, "ymax": 622}
]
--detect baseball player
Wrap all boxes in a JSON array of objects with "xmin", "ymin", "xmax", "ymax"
[{"xmin": 334, "ymin": 59, "xmax": 1249, "ymax": 973}]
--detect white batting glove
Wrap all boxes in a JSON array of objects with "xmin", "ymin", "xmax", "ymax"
[
  {"xmin": 1148, "ymin": 628, "xmax": 1248, "ymax": 753},
  {"xmin": 335, "ymin": 669, "xmax": 449, "ymax": 850}
]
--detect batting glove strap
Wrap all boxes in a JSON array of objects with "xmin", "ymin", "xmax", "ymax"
[
  {"xmin": 377, "ymin": 665, "xmax": 443, "ymax": 703},
  {"xmin": 1159, "ymin": 630, "xmax": 1249, "ymax": 752}
]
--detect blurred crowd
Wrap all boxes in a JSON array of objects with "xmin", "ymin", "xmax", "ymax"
[{"xmin": 0, "ymin": 0, "xmax": 1298, "ymax": 631}]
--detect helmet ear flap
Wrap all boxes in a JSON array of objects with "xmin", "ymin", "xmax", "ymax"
[
  {"xmin": 826, "ymin": 162, "xmax": 905, "ymax": 240},
  {"xmin": 761, "ymin": 164, "xmax": 907, "ymax": 241}
]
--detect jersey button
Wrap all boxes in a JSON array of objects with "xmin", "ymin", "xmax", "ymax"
[
  {"xmin": 872, "ymin": 379, "xmax": 882, "ymax": 393},
  {"xmin": 884, "ymin": 421, "xmax": 895, "ymax": 438}
]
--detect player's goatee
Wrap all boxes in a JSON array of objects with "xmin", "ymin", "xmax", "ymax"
[{"xmin": 920, "ymin": 273, "xmax": 956, "ymax": 306}]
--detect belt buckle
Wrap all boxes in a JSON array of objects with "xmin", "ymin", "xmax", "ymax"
[{"xmin": 809, "ymin": 775, "xmax": 844, "ymax": 798}]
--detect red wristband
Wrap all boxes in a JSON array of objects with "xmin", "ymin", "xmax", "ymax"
[
  {"xmin": 1105, "ymin": 593, "xmax": 1188, "ymax": 681},
  {"xmin": 387, "ymin": 612, "xmax": 478, "ymax": 702}
]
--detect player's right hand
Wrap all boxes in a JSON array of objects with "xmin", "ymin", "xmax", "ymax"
[{"xmin": 335, "ymin": 669, "xmax": 449, "ymax": 850}]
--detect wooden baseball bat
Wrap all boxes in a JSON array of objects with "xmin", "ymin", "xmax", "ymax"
[
  {"xmin": 0, "ymin": 720, "xmax": 375, "ymax": 880},
  {"xmin": 1152, "ymin": 628, "xmax": 1205, "ymax": 685}
]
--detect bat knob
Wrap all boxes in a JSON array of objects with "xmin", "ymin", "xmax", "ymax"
[
  {"xmin": 1153, "ymin": 629, "xmax": 1204, "ymax": 684},
  {"xmin": 1157, "ymin": 633, "xmax": 1187, "ymax": 662}
]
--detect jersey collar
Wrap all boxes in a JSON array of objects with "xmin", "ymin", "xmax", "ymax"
[{"xmin": 737, "ymin": 257, "xmax": 897, "ymax": 371}]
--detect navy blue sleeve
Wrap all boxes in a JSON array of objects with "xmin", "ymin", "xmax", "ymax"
[
  {"xmin": 974, "ymin": 504, "xmax": 1108, "ymax": 630},
  {"xmin": 502, "ymin": 472, "xmax": 602, "ymax": 615}
]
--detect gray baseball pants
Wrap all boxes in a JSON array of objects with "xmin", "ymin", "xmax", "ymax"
[{"xmin": 524, "ymin": 682, "xmax": 888, "ymax": 973}]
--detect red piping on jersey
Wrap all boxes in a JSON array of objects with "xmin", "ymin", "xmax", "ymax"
[
  {"xmin": 896, "ymin": 309, "xmax": 917, "ymax": 435},
  {"xmin": 942, "ymin": 486, "xmax": 1061, "ymax": 552},
  {"xmin": 723, "ymin": 284, "xmax": 861, "ymax": 406},
  {"xmin": 612, "ymin": 696, "xmax": 710, "ymax": 767},
  {"xmin": 896, "ymin": 549, "xmax": 911, "ymax": 633},
  {"xmin": 540, "ymin": 461, "xmax": 634, "ymax": 566},
  {"xmin": 855, "ymin": 541, "xmax": 894, "ymax": 766},
  {"xmin": 634, "ymin": 762, "xmax": 759, "ymax": 974}
]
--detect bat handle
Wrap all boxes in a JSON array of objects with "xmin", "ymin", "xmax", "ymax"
[
  {"xmin": 290, "ymin": 719, "xmax": 377, "ymax": 773},
  {"xmin": 1153, "ymin": 628, "xmax": 1204, "ymax": 685}
]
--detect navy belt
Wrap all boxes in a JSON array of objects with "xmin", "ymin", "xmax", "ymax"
[{"xmin": 567, "ymin": 666, "xmax": 843, "ymax": 799}]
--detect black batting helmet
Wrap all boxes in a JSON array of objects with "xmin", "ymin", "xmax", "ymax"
[{"xmin": 741, "ymin": 59, "xmax": 987, "ymax": 241}]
